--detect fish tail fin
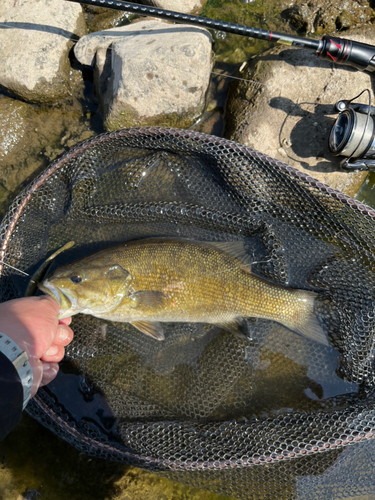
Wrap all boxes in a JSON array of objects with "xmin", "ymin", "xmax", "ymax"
[{"xmin": 286, "ymin": 291, "xmax": 329, "ymax": 346}]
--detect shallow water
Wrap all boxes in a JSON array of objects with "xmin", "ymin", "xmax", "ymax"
[
  {"xmin": 355, "ymin": 172, "xmax": 375, "ymax": 209},
  {"xmin": 0, "ymin": 1, "xmax": 374, "ymax": 500}
]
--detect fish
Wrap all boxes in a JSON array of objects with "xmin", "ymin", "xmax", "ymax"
[{"xmin": 38, "ymin": 238, "xmax": 328, "ymax": 345}]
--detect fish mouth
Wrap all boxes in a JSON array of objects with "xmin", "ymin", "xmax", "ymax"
[{"xmin": 38, "ymin": 281, "xmax": 78, "ymax": 319}]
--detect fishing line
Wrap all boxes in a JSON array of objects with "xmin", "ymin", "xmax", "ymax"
[
  {"xmin": 0, "ymin": 241, "xmax": 75, "ymax": 294},
  {"xmin": 211, "ymin": 71, "xmax": 265, "ymax": 86},
  {"xmin": 0, "ymin": 261, "xmax": 29, "ymax": 276}
]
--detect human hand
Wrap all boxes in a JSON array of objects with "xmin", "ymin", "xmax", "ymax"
[{"xmin": 0, "ymin": 296, "xmax": 74, "ymax": 397}]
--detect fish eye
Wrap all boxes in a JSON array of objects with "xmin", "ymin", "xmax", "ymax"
[{"xmin": 70, "ymin": 275, "xmax": 82, "ymax": 284}]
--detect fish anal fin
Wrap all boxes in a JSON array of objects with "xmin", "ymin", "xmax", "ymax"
[
  {"xmin": 130, "ymin": 321, "xmax": 165, "ymax": 340},
  {"xmin": 215, "ymin": 319, "xmax": 246, "ymax": 338}
]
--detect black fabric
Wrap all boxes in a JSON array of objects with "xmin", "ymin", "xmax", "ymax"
[{"xmin": 0, "ymin": 351, "xmax": 23, "ymax": 440}]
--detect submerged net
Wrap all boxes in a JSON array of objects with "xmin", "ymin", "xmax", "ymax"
[{"xmin": 1, "ymin": 127, "xmax": 375, "ymax": 499}]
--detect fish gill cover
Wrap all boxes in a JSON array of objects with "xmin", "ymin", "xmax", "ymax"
[{"xmin": 1, "ymin": 127, "xmax": 375, "ymax": 499}]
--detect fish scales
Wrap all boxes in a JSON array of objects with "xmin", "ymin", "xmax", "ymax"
[
  {"xmin": 108, "ymin": 241, "xmax": 288, "ymax": 321},
  {"xmin": 39, "ymin": 239, "xmax": 328, "ymax": 345}
]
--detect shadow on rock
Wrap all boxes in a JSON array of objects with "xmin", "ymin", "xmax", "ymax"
[
  {"xmin": 269, "ymin": 96, "xmax": 341, "ymax": 172},
  {"xmin": 0, "ymin": 21, "xmax": 79, "ymax": 40}
]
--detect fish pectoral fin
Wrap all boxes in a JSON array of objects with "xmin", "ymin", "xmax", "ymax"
[
  {"xmin": 130, "ymin": 321, "xmax": 165, "ymax": 340},
  {"xmin": 130, "ymin": 291, "xmax": 169, "ymax": 310}
]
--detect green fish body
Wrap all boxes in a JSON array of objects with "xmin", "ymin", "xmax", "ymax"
[{"xmin": 39, "ymin": 239, "xmax": 327, "ymax": 344}]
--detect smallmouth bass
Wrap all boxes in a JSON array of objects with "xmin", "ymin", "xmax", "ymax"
[{"xmin": 39, "ymin": 238, "xmax": 328, "ymax": 345}]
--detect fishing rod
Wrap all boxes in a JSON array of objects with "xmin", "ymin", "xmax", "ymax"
[
  {"xmin": 64, "ymin": 0, "xmax": 375, "ymax": 73},
  {"xmin": 63, "ymin": 0, "xmax": 375, "ymax": 171}
]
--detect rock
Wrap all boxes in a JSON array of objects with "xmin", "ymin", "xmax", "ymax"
[
  {"xmin": 154, "ymin": 0, "xmax": 208, "ymax": 15},
  {"xmin": 74, "ymin": 20, "xmax": 213, "ymax": 131},
  {"xmin": 224, "ymin": 26, "xmax": 375, "ymax": 197},
  {"xmin": 0, "ymin": 0, "xmax": 86, "ymax": 104},
  {"xmin": 83, "ymin": 6, "xmax": 131, "ymax": 33},
  {"xmin": 285, "ymin": 0, "xmax": 374, "ymax": 35},
  {"xmin": 0, "ymin": 92, "xmax": 96, "ymax": 215}
]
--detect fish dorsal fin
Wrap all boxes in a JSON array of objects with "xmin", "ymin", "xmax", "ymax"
[
  {"xmin": 125, "ymin": 236, "xmax": 253, "ymax": 270},
  {"xmin": 122, "ymin": 237, "xmax": 253, "ymax": 269},
  {"xmin": 204, "ymin": 241, "xmax": 253, "ymax": 270},
  {"xmin": 130, "ymin": 321, "xmax": 165, "ymax": 340}
]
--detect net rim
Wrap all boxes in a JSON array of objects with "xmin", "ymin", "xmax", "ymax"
[{"xmin": 28, "ymin": 391, "xmax": 375, "ymax": 471}]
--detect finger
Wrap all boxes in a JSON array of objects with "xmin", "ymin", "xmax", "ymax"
[
  {"xmin": 40, "ymin": 344, "xmax": 65, "ymax": 362},
  {"xmin": 40, "ymin": 362, "xmax": 59, "ymax": 387},
  {"xmin": 53, "ymin": 324, "xmax": 74, "ymax": 346},
  {"xmin": 37, "ymin": 294, "xmax": 60, "ymax": 314},
  {"xmin": 59, "ymin": 316, "xmax": 72, "ymax": 326}
]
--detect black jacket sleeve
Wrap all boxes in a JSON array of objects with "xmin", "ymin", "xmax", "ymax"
[{"xmin": 0, "ymin": 351, "xmax": 23, "ymax": 440}]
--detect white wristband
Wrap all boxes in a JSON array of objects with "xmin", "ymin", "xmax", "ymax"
[{"xmin": 0, "ymin": 333, "xmax": 33, "ymax": 410}]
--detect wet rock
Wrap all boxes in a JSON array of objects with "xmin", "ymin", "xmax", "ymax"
[
  {"xmin": 0, "ymin": 92, "xmax": 96, "ymax": 216},
  {"xmin": 224, "ymin": 26, "xmax": 375, "ymax": 197},
  {"xmin": 83, "ymin": 6, "xmax": 132, "ymax": 33},
  {"xmin": 0, "ymin": 0, "xmax": 87, "ymax": 104},
  {"xmin": 74, "ymin": 20, "xmax": 213, "ymax": 131},
  {"xmin": 286, "ymin": 0, "xmax": 374, "ymax": 35}
]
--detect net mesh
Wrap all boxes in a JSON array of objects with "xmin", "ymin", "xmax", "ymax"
[{"xmin": 1, "ymin": 127, "xmax": 375, "ymax": 499}]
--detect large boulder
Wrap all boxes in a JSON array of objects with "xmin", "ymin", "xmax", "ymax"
[
  {"xmin": 75, "ymin": 20, "xmax": 213, "ymax": 131},
  {"xmin": 224, "ymin": 26, "xmax": 375, "ymax": 197},
  {"xmin": 154, "ymin": 0, "xmax": 208, "ymax": 15},
  {"xmin": 0, "ymin": 0, "xmax": 86, "ymax": 104}
]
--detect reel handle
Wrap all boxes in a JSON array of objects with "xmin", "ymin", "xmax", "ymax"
[
  {"xmin": 318, "ymin": 36, "xmax": 375, "ymax": 72},
  {"xmin": 341, "ymin": 158, "xmax": 375, "ymax": 172}
]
